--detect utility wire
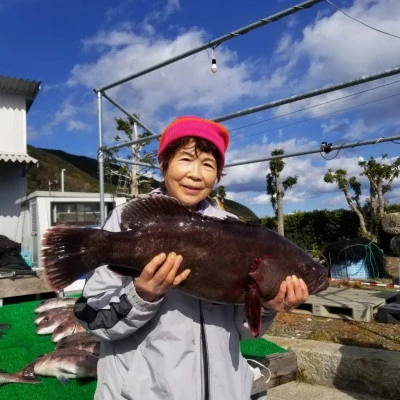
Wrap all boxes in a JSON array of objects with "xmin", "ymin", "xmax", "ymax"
[
  {"xmin": 325, "ymin": 0, "xmax": 400, "ymax": 40},
  {"xmin": 232, "ymin": 91, "xmax": 400, "ymax": 141},
  {"xmin": 229, "ymin": 78, "xmax": 400, "ymax": 133}
]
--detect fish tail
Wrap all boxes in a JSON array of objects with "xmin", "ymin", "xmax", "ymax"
[
  {"xmin": 42, "ymin": 226, "xmax": 103, "ymax": 290},
  {"xmin": 0, "ymin": 362, "xmax": 41, "ymax": 385},
  {"xmin": 20, "ymin": 360, "xmax": 41, "ymax": 383}
]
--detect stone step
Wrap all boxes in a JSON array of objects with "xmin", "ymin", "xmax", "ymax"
[{"xmin": 266, "ymin": 335, "xmax": 400, "ymax": 400}]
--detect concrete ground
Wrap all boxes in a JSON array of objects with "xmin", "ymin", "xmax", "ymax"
[{"xmin": 268, "ymin": 381, "xmax": 389, "ymax": 400}]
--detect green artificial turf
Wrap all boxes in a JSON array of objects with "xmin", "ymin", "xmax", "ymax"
[
  {"xmin": 0, "ymin": 298, "xmax": 97, "ymax": 400},
  {"xmin": 0, "ymin": 297, "xmax": 286, "ymax": 399},
  {"xmin": 240, "ymin": 338, "xmax": 287, "ymax": 359}
]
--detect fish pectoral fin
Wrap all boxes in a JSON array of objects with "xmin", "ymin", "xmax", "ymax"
[
  {"xmin": 244, "ymin": 280, "xmax": 262, "ymax": 338},
  {"xmin": 56, "ymin": 374, "xmax": 70, "ymax": 385}
]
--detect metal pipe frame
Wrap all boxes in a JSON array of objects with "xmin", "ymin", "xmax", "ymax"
[{"xmin": 225, "ymin": 135, "xmax": 400, "ymax": 167}]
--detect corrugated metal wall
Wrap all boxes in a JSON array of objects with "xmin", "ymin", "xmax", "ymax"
[
  {"xmin": 0, "ymin": 93, "xmax": 27, "ymax": 154},
  {"xmin": 0, "ymin": 163, "xmax": 27, "ymax": 242}
]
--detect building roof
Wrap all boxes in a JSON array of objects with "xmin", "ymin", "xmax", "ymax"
[
  {"xmin": 0, "ymin": 153, "xmax": 38, "ymax": 164},
  {"xmin": 0, "ymin": 75, "xmax": 41, "ymax": 111}
]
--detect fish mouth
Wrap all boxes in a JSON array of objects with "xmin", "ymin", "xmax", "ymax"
[{"xmin": 307, "ymin": 274, "xmax": 329, "ymax": 295}]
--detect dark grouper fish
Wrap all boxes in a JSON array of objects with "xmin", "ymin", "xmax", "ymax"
[{"xmin": 42, "ymin": 196, "xmax": 329, "ymax": 337}]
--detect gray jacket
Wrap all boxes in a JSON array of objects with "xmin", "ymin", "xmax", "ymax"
[{"xmin": 74, "ymin": 193, "xmax": 276, "ymax": 400}]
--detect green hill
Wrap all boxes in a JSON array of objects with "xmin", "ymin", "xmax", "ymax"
[{"xmin": 27, "ymin": 146, "xmax": 108, "ymax": 193}]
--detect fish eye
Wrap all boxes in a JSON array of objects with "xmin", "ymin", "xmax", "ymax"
[{"xmin": 298, "ymin": 263, "xmax": 308, "ymax": 274}]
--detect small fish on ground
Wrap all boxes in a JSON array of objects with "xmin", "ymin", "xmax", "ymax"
[
  {"xmin": 0, "ymin": 348, "xmax": 98, "ymax": 385},
  {"xmin": 35, "ymin": 307, "xmax": 75, "ymax": 325},
  {"xmin": 37, "ymin": 313, "xmax": 78, "ymax": 335},
  {"xmin": 51, "ymin": 318, "xmax": 86, "ymax": 343},
  {"xmin": 34, "ymin": 297, "xmax": 77, "ymax": 313},
  {"xmin": 55, "ymin": 333, "xmax": 100, "ymax": 356},
  {"xmin": 42, "ymin": 195, "xmax": 329, "ymax": 337},
  {"xmin": 30, "ymin": 348, "xmax": 98, "ymax": 383}
]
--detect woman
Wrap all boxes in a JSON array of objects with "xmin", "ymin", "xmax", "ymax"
[{"xmin": 74, "ymin": 116, "xmax": 308, "ymax": 400}]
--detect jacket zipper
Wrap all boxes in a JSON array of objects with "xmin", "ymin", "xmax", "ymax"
[{"xmin": 199, "ymin": 300, "xmax": 210, "ymax": 400}]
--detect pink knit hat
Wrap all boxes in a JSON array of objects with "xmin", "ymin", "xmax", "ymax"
[{"xmin": 158, "ymin": 116, "xmax": 230, "ymax": 167}]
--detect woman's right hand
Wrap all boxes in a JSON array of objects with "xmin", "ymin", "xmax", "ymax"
[{"xmin": 134, "ymin": 252, "xmax": 190, "ymax": 302}]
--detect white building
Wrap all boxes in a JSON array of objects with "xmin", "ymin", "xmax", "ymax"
[{"xmin": 0, "ymin": 75, "xmax": 40, "ymax": 242}]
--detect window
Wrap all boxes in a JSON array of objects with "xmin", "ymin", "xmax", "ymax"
[{"xmin": 50, "ymin": 202, "xmax": 114, "ymax": 226}]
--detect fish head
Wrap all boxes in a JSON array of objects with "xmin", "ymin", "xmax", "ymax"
[
  {"xmin": 36, "ymin": 316, "xmax": 59, "ymax": 335},
  {"xmin": 249, "ymin": 238, "xmax": 329, "ymax": 302}
]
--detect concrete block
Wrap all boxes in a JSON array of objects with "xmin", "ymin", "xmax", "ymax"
[{"xmin": 266, "ymin": 335, "xmax": 400, "ymax": 400}]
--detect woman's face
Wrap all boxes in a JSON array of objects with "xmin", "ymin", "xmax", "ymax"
[{"xmin": 162, "ymin": 139, "xmax": 218, "ymax": 208}]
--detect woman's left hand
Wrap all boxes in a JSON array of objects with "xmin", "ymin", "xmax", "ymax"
[{"xmin": 261, "ymin": 275, "xmax": 309, "ymax": 312}]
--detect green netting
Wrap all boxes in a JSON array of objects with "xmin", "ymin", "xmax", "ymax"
[{"xmin": 0, "ymin": 298, "xmax": 286, "ymax": 399}]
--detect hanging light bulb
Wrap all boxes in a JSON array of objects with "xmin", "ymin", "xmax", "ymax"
[
  {"xmin": 211, "ymin": 58, "xmax": 218, "ymax": 73},
  {"xmin": 210, "ymin": 48, "xmax": 217, "ymax": 73}
]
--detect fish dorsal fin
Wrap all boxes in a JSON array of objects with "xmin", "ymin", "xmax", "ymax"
[
  {"xmin": 120, "ymin": 194, "xmax": 260, "ymax": 231},
  {"xmin": 121, "ymin": 195, "xmax": 194, "ymax": 230}
]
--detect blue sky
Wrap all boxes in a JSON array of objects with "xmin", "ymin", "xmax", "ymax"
[{"xmin": 2, "ymin": 0, "xmax": 400, "ymax": 217}]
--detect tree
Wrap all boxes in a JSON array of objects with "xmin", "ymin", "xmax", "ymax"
[
  {"xmin": 359, "ymin": 154, "xmax": 400, "ymax": 235},
  {"xmin": 323, "ymin": 154, "xmax": 400, "ymax": 241},
  {"xmin": 211, "ymin": 185, "xmax": 226, "ymax": 201},
  {"xmin": 106, "ymin": 115, "xmax": 157, "ymax": 197},
  {"xmin": 266, "ymin": 149, "xmax": 298, "ymax": 236},
  {"xmin": 210, "ymin": 185, "xmax": 226, "ymax": 209},
  {"xmin": 323, "ymin": 169, "xmax": 370, "ymax": 238}
]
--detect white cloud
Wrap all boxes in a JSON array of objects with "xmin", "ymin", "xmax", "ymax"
[
  {"xmin": 65, "ymin": 24, "xmax": 280, "ymax": 147},
  {"xmin": 267, "ymin": 0, "xmax": 400, "ymax": 144},
  {"xmin": 297, "ymin": 0, "xmax": 400, "ymax": 84},
  {"xmin": 67, "ymin": 120, "xmax": 91, "ymax": 132}
]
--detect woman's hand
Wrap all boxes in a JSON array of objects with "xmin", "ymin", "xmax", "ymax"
[
  {"xmin": 134, "ymin": 252, "xmax": 190, "ymax": 302},
  {"xmin": 261, "ymin": 275, "xmax": 309, "ymax": 312}
]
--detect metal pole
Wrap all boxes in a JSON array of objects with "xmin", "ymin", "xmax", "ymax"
[
  {"xmin": 100, "ymin": 92, "xmax": 159, "ymax": 151},
  {"xmin": 97, "ymin": 91, "xmax": 106, "ymax": 226},
  {"xmin": 113, "ymin": 158, "xmax": 160, "ymax": 169},
  {"xmin": 104, "ymin": 133, "xmax": 162, "ymax": 152},
  {"xmin": 97, "ymin": 0, "xmax": 323, "ymax": 92},
  {"xmin": 225, "ymin": 135, "xmax": 400, "ymax": 167},
  {"xmin": 61, "ymin": 169, "xmax": 66, "ymax": 192},
  {"xmin": 131, "ymin": 122, "xmax": 139, "ymax": 197},
  {"xmin": 214, "ymin": 65, "xmax": 400, "ymax": 122}
]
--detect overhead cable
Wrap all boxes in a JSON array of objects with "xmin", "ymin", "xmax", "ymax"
[
  {"xmin": 325, "ymin": 0, "xmax": 400, "ymax": 40},
  {"xmin": 229, "ymin": 78, "xmax": 400, "ymax": 134}
]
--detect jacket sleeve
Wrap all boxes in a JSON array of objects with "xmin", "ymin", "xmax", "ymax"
[{"xmin": 74, "ymin": 203, "xmax": 163, "ymax": 341}]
